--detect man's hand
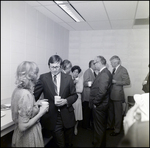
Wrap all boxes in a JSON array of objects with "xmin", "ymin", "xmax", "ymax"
[
  {"xmin": 55, "ymin": 99, "xmax": 67, "ymax": 107},
  {"xmin": 112, "ymin": 79, "xmax": 117, "ymax": 84}
]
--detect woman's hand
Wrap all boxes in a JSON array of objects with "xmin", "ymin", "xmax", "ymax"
[
  {"xmin": 39, "ymin": 101, "xmax": 49, "ymax": 115},
  {"xmin": 36, "ymin": 99, "xmax": 48, "ymax": 107}
]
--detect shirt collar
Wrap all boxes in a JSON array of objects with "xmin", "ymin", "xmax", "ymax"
[
  {"xmin": 100, "ymin": 66, "xmax": 106, "ymax": 73},
  {"xmin": 90, "ymin": 68, "xmax": 94, "ymax": 73},
  {"xmin": 52, "ymin": 72, "xmax": 61, "ymax": 78},
  {"xmin": 115, "ymin": 64, "xmax": 120, "ymax": 71},
  {"xmin": 62, "ymin": 69, "xmax": 66, "ymax": 74}
]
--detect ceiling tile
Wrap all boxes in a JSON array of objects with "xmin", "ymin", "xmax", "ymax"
[
  {"xmin": 24, "ymin": 1, "xmax": 149, "ymax": 31},
  {"xmin": 135, "ymin": 1, "xmax": 149, "ymax": 19},
  {"xmin": 71, "ymin": 1, "xmax": 108, "ymax": 21},
  {"xmin": 88, "ymin": 21, "xmax": 111, "ymax": 30},
  {"xmin": 104, "ymin": 1, "xmax": 138, "ymax": 20},
  {"xmin": 69, "ymin": 1, "xmax": 90, "ymax": 4},
  {"xmin": 37, "ymin": 1, "xmax": 56, "ymax": 6},
  {"xmin": 133, "ymin": 25, "xmax": 149, "ymax": 29},
  {"xmin": 25, "ymin": 1, "xmax": 41, "ymax": 6},
  {"xmin": 67, "ymin": 22, "xmax": 92, "ymax": 31},
  {"xmin": 111, "ymin": 20, "xmax": 134, "ymax": 29}
]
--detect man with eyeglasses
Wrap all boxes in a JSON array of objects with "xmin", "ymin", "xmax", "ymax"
[
  {"xmin": 89, "ymin": 56, "xmax": 112, "ymax": 147},
  {"xmin": 34, "ymin": 55, "xmax": 78, "ymax": 147}
]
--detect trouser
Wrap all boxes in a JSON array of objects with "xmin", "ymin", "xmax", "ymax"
[
  {"xmin": 82, "ymin": 101, "xmax": 93, "ymax": 128},
  {"xmin": 52, "ymin": 112, "xmax": 74, "ymax": 147},
  {"xmin": 93, "ymin": 106, "xmax": 107, "ymax": 147},
  {"xmin": 107, "ymin": 100, "xmax": 123, "ymax": 133}
]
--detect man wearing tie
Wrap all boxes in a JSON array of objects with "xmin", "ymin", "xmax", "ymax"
[
  {"xmin": 34, "ymin": 55, "xmax": 78, "ymax": 147},
  {"xmin": 107, "ymin": 55, "xmax": 130, "ymax": 136},
  {"xmin": 89, "ymin": 56, "xmax": 112, "ymax": 147}
]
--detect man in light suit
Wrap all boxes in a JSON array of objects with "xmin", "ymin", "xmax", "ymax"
[
  {"xmin": 107, "ymin": 55, "xmax": 130, "ymax": 136},
  {"xmin": 82, "ymin": 60, "xmax": 96, "ymax": 129},
  {"xmin": 34, "ymin": 55, "xmax": 78, "ymax": 147},
  {"xmin": 89, "ymin": 56, "xmax": 112, "ymax": 147}
]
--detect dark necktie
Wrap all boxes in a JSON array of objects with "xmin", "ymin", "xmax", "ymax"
[
  {"xmin": 112, "ymin": 68, "xmax": 116, "ymax": 75},
  {"xmin": 94, "ymin": 71, "xmax": 97, "ymax": 77},
  {"xmin": 53, "ymin": 75, "xmax": 58, "ymax": 95}
]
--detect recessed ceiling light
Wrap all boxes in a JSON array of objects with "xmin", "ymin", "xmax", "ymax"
[{"xmin": 54, "ymin": 1, "xmax": 85, "ymax": 22}]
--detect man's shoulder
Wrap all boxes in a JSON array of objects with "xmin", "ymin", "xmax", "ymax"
[
  {"xmin": 84, "ymin": 68, "xmax": 92, "ymax": 74},
  {"xmin": 40, "ymin": 72, "xmax": 50, "ymax": 78},
  {"xmin": 118, "ymin": 65, "xmax": 128, "ymax": 72},
  {"xmin": 61, "ymin": 72, "xmax": 72, "ymax": 79}
]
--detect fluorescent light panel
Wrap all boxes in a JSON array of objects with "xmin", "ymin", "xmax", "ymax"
[{"xmin": 54, "ymin": 1, "xmax": 85, "ymax": 22}]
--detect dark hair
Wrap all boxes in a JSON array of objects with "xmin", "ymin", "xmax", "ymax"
[
  {"xmin": 48, "ymin": 55, "xmax": 62, "ymax": 66},
  {"xmin": 89, "ymin": 60, "xmax": 94, "ymax": 68},
  {"xmin": 97, "ymin": 56, "xmax": 107, "ymax": 65},
  {"xmin": 61, "ymin": 60, "xmax": 72, "ymax": 70},
  {"xmin": 71, "ymin": 65, "xmax": 81, "ymax": 73}
]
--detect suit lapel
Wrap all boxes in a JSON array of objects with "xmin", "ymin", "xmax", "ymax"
[
  {"xmin": 59, "ymin": 72, "xmax": 67, "ymax": 96},
  {"xmin": 46, "ymin": 72, "xmax": 56, "ymax": 96},
  {"xmin": 89, "ymin": 68, "xmax": 95, "ymax": 80},
  {"xmin": 115, "ymin": 65, "xmax": 121, "ymax": 75}
]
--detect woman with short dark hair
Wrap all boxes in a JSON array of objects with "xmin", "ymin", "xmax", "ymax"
[{"xmin": 71, "ymin": 65, "xmax": 83, "ymax": 135}]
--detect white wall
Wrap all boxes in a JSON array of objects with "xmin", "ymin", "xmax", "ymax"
[
  {"xmin": 69, "ymin": 30, "xmax": 149, "ymax": 99},
  {"xmin": 1, "ymin": 1, "xmax": 69, "ymax": 100}
]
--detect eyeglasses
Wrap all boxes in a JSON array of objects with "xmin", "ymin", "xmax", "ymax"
[{"xmin": 50, "ymin": 66, "xmax": 60, "ymax": 70}]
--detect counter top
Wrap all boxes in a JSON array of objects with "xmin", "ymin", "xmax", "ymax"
[
  {"xmin": 1, "ymin": 109, "xmax": 15, "ymax": 137},
  {"xmin": 1, "ymin": 109, "xmax": 14, "ymax": 130},
  {"xmin": 1, "ymin": 98, "xmax": 14, "ymax": 137}
]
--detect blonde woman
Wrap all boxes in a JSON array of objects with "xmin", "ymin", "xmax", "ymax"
[{"xmin": 11, "ymin": 61, "xmax": 49, "ymax": 147}]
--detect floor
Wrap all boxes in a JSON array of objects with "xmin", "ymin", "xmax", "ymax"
[{"xmin": 45, "ymin": 121, "xmax": 124, "ymax": 147}]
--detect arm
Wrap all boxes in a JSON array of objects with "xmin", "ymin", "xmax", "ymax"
[
  {"xmin": 34, "ymin": 75, "xmax": 44, "ymax": 101},
  {"xmin": 114, "ymin": 68, "xmax": 130, "ymax": 86},
  {"xmin": 93, "ymin": 73, "xmax": 110, "ymax": 105},
  {"xmin": 18, "ymin": 93, "xmax": 48, "ymax": 132},
  {"xmin": 83, "ymin": 70, "xmax": 91, "ymax": 87},
  {"xmin": 66, "ymin": 76, "xmax": 78, "ymax": 107}
]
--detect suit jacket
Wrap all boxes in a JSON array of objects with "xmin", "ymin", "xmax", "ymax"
[
  {"xmin": 110, "ymin": 65, "xmax": 130, "ymax": 102},
  {"xmin": 34, "ymin": 72, "xmax": 78, "ymax": 130},
  {"xmin": 90, "ymin": 68, "xmax": 112, "ymax": 108},
  {"xmin": 82, "ymin": 68, "xmax": 95, "ymax": 102}
]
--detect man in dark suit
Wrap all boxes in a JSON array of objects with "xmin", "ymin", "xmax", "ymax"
[
  {"xmin": 34, "ymin": 55, "xmax": 78, "ymax": 147},
  {"xmin": 89, "ymin": 56, "xmax": 112, "ymax": 147},
  {"xmin": 82, "ymin": 60, "xmax": 96, "ymax": 129},
  {"xmin": 107, "ymin": 55, "xmax": 130, "ymax": 136}
]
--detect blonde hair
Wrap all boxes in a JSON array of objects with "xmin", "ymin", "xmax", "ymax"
[{"xmin": 15, "ymin": 61, "xmax": 39, "ymax": 89}]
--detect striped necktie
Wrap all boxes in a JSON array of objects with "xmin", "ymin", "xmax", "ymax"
[{"xmin": 53, "ymin": 75, "xmax": 58, "ymax": 95}]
